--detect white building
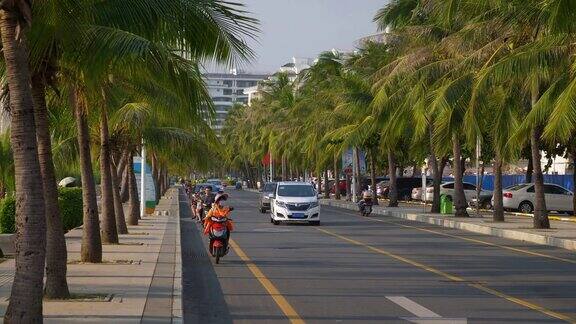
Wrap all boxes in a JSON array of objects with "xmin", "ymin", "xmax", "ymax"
[
  {"xmin": 244, "ymin": 57, "xmax": 314, "ymax": 106},
  {"xmin": 203, "ymin": 70, "xmax": 269, "ymax": 132}
]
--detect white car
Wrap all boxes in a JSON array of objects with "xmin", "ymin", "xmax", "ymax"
[
  {"xmin": 412, "ymin": 187, "xmax": 423, "ymax": 201},
  {"xmin": 270, "ymin": 182, "xmax": 321, "ymax": 225},
  {"xmin": 500, "ymin": 183, "xmax": 573, "ymax": 214},
  {"xmin": 424, "ymin": 182, "xmax": 492, "ymax": 203}
]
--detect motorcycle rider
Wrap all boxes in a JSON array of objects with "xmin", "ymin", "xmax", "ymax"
[
  {"xmin": 200, "ymin": 186, "xmax": 215, "ymax": 222},
  {"xmin": 203, "ymin": 193, "xmax": 234, "ymax": 249},
  {"xmin": 358, "ymin": 190, "xmax": 373, "ymax": 214}
]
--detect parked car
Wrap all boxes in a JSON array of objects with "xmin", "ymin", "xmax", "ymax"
[
  {"xmin": 330, "ymin": 179, "xmax": 347, "ymax": 194},
  {"xmin": 270, "ymin": 182, "xmax": 320, "ymax": 225},
  {"xmin": 497, "ymin": 183, "xmax": 573, "ymax": 214},
  {"xmin": 379, "ymin": 178, "xmax": 431, "ymax": 201},
  {"xmin": 424, "ymin": 181, "xmax": 492, "ymax": 203},
  {"xmin": 411, "ymin": 179, "xmax": 434, "ymax": 201},
  {"xmin": 259, "ymin": 182, "xmax": 277, "ymax": 213}
]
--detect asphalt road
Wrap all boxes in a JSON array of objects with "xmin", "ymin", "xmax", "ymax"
[{"xmin": 180, "ymin": 190, "xmax": 576, "ymax": 323}]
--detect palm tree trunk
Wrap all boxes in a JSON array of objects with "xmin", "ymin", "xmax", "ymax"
[
  {"xmin": 31, "ymin": 74, "xmax": 70, "ymax": 299},
  {"xmin": 429, "ymin": 154, "xmax": 441, "ymax": 213},
  {"xmin": 151, "ymin": 154, "xmax": 160, "ymax": 203},
  {"xmin": 323, "ymin": 169, "xmax": 329, "ymax": 199},
  {"xmin": 493, "ymin": 151, "xmax": 505, "ymax": 222},
  {"xmin": 1, "ymin": 9, "xmax": 47, "ymax": 321},
  {"xmin": 72, "ymin": 87, "xmax": 102, "ymax": 263},
  {"xmin": 99, "ymin": 108, "xmax": 118, "ymax": 244},
  {"xmin": 531, "ymin": 126, "xmax": 550, "ymax": 228},
  {"xmin": 115, "ymin": 150, "xmax": 129, "ymax": 181},
  {"xmin": 127, "ymin": 159, "xmax": 139, "ymax": 225},
  {"xmin": 334, "ymin": 153, "xmax": 341, "ymax": 200},
  {"xmin": 111, "ymin": 159, "xmax": 128, "ymax": 234},
  {"xmin": 120, "ymin": 162, "xmax": 130, "ymax": 202},
  {"xmin": 388, "ymin": 150, "xmax": 398, "ymax": 207},
  {"xmin": 281, "ymin": 155, "xmax": 287, "ymax": 181},
  {"xmin": 452, "ymin": 135, "xmax": 469, "ymax": 217},
  {"xmin": 526, "ymin": 152, "xmax": 533, "ymax": 183},
  {"xmin": 370, "ymin": 147, "xmax": 378, "ymax": 204}
]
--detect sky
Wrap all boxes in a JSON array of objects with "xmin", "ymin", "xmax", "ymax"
[{"xmin": 211, "ymin": 0, "xmax": 386, "ymax": 74}]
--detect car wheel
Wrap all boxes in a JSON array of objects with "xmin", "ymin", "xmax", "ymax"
[
  {"xmin": 518, "ymin": 201, "xmax": 534, "ymax": 214},
  {"xmin": 309, "ymin": 221, "xmax": 320, "ymax": 226},
  {"xmin": 260, "ymin": 207, "xmax": 266, "ymax": 213},
  {"xmin": 483, "ymin": 201, "xmax": 493, "ymax": 210},
  {"xmin": 273, "ymin": 220, "xmax": 280, "ymax": 226}
]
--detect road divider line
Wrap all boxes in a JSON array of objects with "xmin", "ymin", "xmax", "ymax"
[
  {"xmin": 386, "ymin": 296, "xmax": 441, "ymax": 318},
  {"xmin": 229, "ymin": 239, "xmax": 305, "ymax": 324},
  {"xmin": 366, "ymin": 213, "xmax": 576, "ymax": 265},
  {"xmin": 316, "ymin": 228, "xmax": 575, "ymax": 323},
  {"xmin": 326, "ymin": 205, "xmax": 576, "ymax": 264}
]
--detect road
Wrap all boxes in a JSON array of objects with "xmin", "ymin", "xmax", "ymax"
[{"xmin": 180, "ymin": 190, "xmax": 576, "ymax": 323}]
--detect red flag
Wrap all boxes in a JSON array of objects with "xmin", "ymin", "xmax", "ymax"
[{"xmin": 262, "ymin": 152, "xmax": 271, "ymax": 166}]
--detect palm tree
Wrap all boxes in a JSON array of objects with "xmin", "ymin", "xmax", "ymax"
[
  {"xmin": 31, "ymin": 73, "xmax": 70, "ymax": 298},
  {"xmin": 0, "ymin": 3, "xmax": 47, "ymax": 321}
]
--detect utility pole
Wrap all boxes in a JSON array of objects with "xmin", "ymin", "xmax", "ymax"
[
  {"xmin": 140, "ymin": 138, "xmax": 146, "ymax": 218},
  {"xmin": 352, "ymin": 147, "xmax": 358, "ymax": 203},
  {"xmin": 268, "ymin": 152, "xmax": 273, "ymax": 182},
  {"xmin": 475, "ymin": 136, "xmax": 482, "ymax": 217}
]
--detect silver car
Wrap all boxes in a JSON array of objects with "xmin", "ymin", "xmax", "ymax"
[
  {"xmin": 259, "ymin": 182, "xmax": 277, "ymax": 213},
  {"xmin": 499, "ymin": 183, "xmax": 574, "ymax": 214}
]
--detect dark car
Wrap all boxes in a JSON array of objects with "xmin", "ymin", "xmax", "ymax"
[
  {"xmin": 259, "ymin": 182, "xmax": 277, "ymax": 213},
  {"xmin": 194, "ymin": 183, "xmax": 220, "ymax": 193},
  {"xmin": 379, "ymin": 177, "xmax": 432, "ymax": 201}
]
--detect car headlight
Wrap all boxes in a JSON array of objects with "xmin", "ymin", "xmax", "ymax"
[
  {"xmin": 309, "ymin": 202, "xmax": 319, "ymax": 208},
  {"xmin": 275, "ymin": 201, "xmax": 286, "ymax": 208}
]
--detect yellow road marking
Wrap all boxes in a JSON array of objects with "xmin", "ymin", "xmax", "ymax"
[
  {"xmin": 316, "ymin": 227, "xmax": 576, "ymax": 323},
  {"xmin": 229, "ymin": 239, "xmax": 305, "ymax": 324},
  {"xmin": 329, "ymin": 206, "xmax": 576, "ymax": 264},
  {"xmin": 365, "ymin": 214, "xmax": 576, "ymax": 264}
]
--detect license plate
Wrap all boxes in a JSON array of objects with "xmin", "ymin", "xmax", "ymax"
[{"xmin": 291, "ymin": 213, "xmax": 305, "ymax": 218}]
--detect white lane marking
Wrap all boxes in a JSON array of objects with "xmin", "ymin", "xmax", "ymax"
[
  {"xmin": 386, "ymin": 296, "xmax": 441, "ymax": 318},
  {"xmin": 386, "ymin": 296, "xmax": 467, "ymax": 324}
]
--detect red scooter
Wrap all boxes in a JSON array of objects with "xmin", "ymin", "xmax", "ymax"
[{"xmin": 207, "ymin": 216, "xmax": 231, "ymax": 264}]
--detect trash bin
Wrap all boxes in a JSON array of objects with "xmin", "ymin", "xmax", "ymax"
[{"xmin": 440, "ymin": 194, "xmax": 453, "ymax": 214}]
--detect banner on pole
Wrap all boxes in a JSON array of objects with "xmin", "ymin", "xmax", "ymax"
[
  {"xmin": 342, "ymin": 148, "xmax": 367, "ymax": 175},
  {"xmin": 133, "ymin": 156, "xmax": 156, "ymax": 212}
]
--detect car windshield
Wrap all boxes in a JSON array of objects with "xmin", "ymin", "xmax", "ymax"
[
  {"xmin": 277, "ymin": 185, "xmax": 316, "ymax": 197},
  {"xmin": 207, "ymin": 180, "xmax": 222, "ymax": 185},
  {"xmin": 506, "ymin": 183, "xmax": 530, "ymax": 191},
  {"xmin": 263, "ymin": 183, "xmax": 276, "ymax": 192}
]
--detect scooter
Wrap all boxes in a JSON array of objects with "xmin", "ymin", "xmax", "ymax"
[
  {"xmin": 208, "ymin": 216, "xmax": 230, "ymax": 264},
  {"xmin": 358, "ymin": 197, "xmax": 373, "ymax": 217}
]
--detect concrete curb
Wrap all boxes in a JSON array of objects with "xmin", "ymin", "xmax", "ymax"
[
  {"xmin": 320, "ymin": 199, "xmax": 576, "ymax": 252},
  {"xmin": 172, "ymin": 188, "xmax": 183, "ymax": 324}
]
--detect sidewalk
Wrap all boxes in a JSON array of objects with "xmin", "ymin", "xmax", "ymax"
[
  {"xmin": 320, "ymin": 198, "xmax": 576, "ymax": 252},
  {"xmin": 0, "ymin": 187, "xmax": 182, "ymax": 323}
]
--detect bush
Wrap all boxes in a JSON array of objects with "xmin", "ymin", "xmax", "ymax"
[
  {"xmin": 0, "ymin": 188, "xmax": 83, "ymax": 234},
  {"xmin": 58, "ymin": 188, "xmax": 83, "ymax": 232},
  {"xmin": 0, "ymin": 196, "xmax": 15, "ymax": 234}
]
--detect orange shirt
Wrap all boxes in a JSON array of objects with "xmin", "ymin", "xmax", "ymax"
[{"xmin": 203, "ymin": 204, "xmax": 234, "ymax": 234}]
